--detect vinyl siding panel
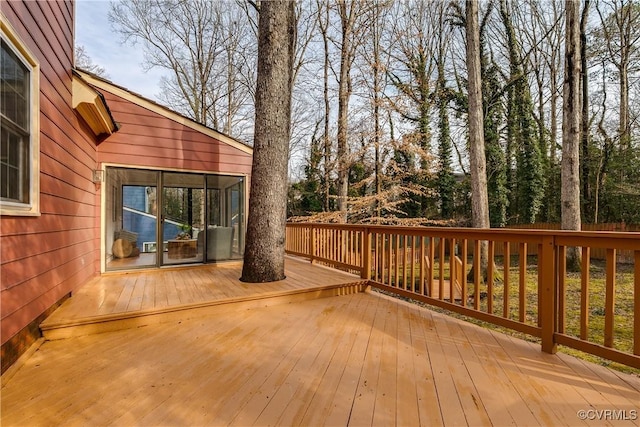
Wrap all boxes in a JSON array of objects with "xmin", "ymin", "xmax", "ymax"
[{"xmin": 1, "ymin": 1, "xmax": 100, "ymax": 346}]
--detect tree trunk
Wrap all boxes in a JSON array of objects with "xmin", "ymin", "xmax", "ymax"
[
  {"xmin": 241, "ymin": 0, "xmax": 294, "ymax": 283},
  {"xmin": 372, "ymin": 8, "xmax": 382, "ymax": 219},
  {"xmin": 336, "ymin": 0, "xmax": 355, "ymax": 223},
  {"xmin": 466, "ymin": 0, "xmax": 491, "ymax": 275},
  {"xmin": 619, "ymin": 64, "xmax": 629, "ymax": 150},
  {"xmin": 320, "ymin": 2, "xmax": 332, "ymax": 212},
  {"xmin": 561, "ymin": 0, "xmax": 582, "ymax": 271},
  {"xmin": 580, "ymin": 0, "xmax": 591, "ymax": 221}
]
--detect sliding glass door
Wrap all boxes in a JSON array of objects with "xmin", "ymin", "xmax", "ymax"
[
  {"xmin": 205, "ymin": 175, "xmax": 245, "ymax": 262},
  {"xmin": 105, "ymin": 168, "xmax": 159, "ymax": 270},
  {"xmin": 105, "ymin": 167, "xmax": 245, "ymax": 271},
  {"xmin": 162, "ymin": 173, "xmax": 205, "ymax": 266}
]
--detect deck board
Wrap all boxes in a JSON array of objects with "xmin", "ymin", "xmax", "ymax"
[
  {"xmin": 3, "ymin": 259, "xmax": 640, "ymax": 426},
  {"xmin": 40, "ymin": 257, "xmax": 363, "ymax": 328},
  {"xmin": 408, "ymin": 306, "xmax": 445, "ymax": 426}
]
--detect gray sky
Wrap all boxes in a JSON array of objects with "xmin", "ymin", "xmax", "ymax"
[{"xmin": 75, "ymin": 0, "xmax": 167, "ymax": 101}]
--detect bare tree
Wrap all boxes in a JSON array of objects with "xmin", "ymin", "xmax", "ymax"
[
  {"xmin": 466, "ymin": 0, "xmax": 491, "ymax": 272},
  {"xmin": 241, "ymin": 0, "xmax": 295, "ymax": 283},
  {"xmin": 109, "ymin": 0, "xmax": 255, "ymax": 139},
  {"xmin": 386, "ymin": 0, "xmax": 439, "ymax": 217},
  {"xmin": 318, "ymin": 0, "xmax": 333, "ymax": 212},
  {"xmin": 595, "ymin": 0, "xmax": 640, "ymax": 150},
  {"xmin": 356, "ymin": 0, "xmax": 392, "ymax": 218},
  {"xmin": 74, "ymin": 45, "xmax": 108, "ymax": 77},
  {"xmin": 562, "ymin": 0, "xmax": 583, "ymax": 270},
  {"xmin": 335, "ymin": 0, "xmax": 367, "ymax": 222},
  {"xmin": 581, "ymin": 0, "xmax": 592, "ymax": 220}
]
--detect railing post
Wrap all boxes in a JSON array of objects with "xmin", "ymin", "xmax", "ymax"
[
  {"xmin": 539, "ymin": 235, "xmax": 557, "ymax": 354},
  {"xmin": 361, "ymin": 227, "xmax": 371, "ymax": 280}
]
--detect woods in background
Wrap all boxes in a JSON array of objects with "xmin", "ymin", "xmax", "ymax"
[{"xmin": 107, "ymin": 0, "xmax": 640, "ymax": 226}]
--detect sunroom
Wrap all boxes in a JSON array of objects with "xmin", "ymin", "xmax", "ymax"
[{"xmin": 75, "ymin": 70, "xmax": 253, "ymax": 273}]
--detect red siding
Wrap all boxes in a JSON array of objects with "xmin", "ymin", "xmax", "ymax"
[
  {"xmin": 1, "ymin": 1, "xmax": 252, "ymax": 358},
  {"xmin": 97, "ymin": 91, "xmax": 253, "ymax": 176},
  {"xmin": 1, "ymin": 1, "xmax": 100, "ymax": 345}
]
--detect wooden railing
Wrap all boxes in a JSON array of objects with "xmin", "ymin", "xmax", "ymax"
[{"xmin": 285, "ymin": 223, "xmax": 640, "ymax": 369}]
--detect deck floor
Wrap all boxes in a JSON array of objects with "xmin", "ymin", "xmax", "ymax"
[
  {"xmin": 43, "ymin": 257, "xmax": 362, "ymax": 324},
  {"xmin": 2, "ymin": 259, "xmax": 640, "ymax": 426}
]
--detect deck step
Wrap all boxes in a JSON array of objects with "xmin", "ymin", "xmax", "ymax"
[{"xmin": 40, "ymin": 281, "xmax": 369, "ymax": 340}]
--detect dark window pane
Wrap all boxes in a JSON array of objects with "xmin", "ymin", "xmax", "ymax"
[
  {"xmin": 1, "ymin": 163, "xmax": 8, "ymax": 198},
  {"xmin": 7, "ymin": 166, "xmax": 19, "ymax": 200},
  {"xmin": 1, "ymin": 39, "xmax": 29, "ymax": 131},
  {"xmin": 1, "ymin": 128, "xmax": 8, "ymax": 161},
  {"xmin": 1, "ymin": 39, "xmax": 31, "ymax": 205}
]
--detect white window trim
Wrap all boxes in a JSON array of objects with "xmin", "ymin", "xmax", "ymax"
[{"xmin": 1, "ymin": 13, "xmax": 40, "ymax": 216}]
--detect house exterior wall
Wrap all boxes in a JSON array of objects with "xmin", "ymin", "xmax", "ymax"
[
  {"xmin": 1, "ymin": 1, "xmax": 253, "ymax": 373},
  {"xmin": 93, "ymin": 83, "xmax": 253, "ymax": 272},
  {"xmin": 95, "ymin": 89, "xmax": 253, "ymax": 176},
  {"xmin": 1, "ymin": 0, "xmax": 101, "ymax": 371}
]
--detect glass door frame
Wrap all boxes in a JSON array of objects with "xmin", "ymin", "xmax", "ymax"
[
  {"xmin": 160, "ymin": 172, "xmax": 206, "ymax": 267},
  {"xmin": 103, "ymin": 165, "xmax": 247, "ymax": 272}
]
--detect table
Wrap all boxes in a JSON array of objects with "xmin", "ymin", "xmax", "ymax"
[{"xmin": 167, "ymin": 239, "xmax": 197, "ymax": 259}]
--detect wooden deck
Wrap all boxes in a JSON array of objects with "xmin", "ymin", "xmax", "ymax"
[
  {"xmin": 39, "ymin": 257, "xmax": 366, "ymax": 339},
  {"xmin": 2, "ymin": 258, "xmax": 640, "ymax": 426}
]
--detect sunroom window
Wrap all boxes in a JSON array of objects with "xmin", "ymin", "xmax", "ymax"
[{"xmin": 1, "ymin": 19, "xmax": 39, "ymax": 216}]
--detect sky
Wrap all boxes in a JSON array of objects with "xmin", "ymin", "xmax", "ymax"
[{"xmin": 75, "ymin": 0, "xmax": 167, "ymax": 101}]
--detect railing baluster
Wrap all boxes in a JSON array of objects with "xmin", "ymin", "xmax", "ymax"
[
  {"xmin": 429, "ymin": 238, "xmax": 435, "ymax": 298},
  {"xmin": 402, "ymin": 235, "xmax": 408, "ymax": 290},
  {"xmin": 311, "ymin": 225, "xmax": 316, "ymax": 262},
  {"xmin": 604, "ymin": 248, "xmax": 616, "ymax": 348},
  {"xmin": 635, "ymin": 251, "xmax": 640, "ymax": 356},
  {"xmin": 341, "ymin": 229, "xmax": 345, "ymax": 264},
  {"xmin": 580, "ymin": 246, "xmax": 591, "ymax": 341},
  {"xmin": 353, "ymin": 230, "xmax": 357, "ymax": 266},
  {"xmin": 488, "ymin": 241, "xmax": 495, "ymax": 313},
  {"xmin": 519, "ymin": 243, "xmax": 527, "ymax": 323},
  {"xmin": 331, "ymin": 229, "xmax": 335, "ymax": 263},
  {"xmin": 346, "ymin": 230, "xmax": 352, "ymax": 267},
  {"xmin": 395, "ymin": 234, "xmax": 400, "ymax": 287},
  {"xmin": 439, "ymin": 238, "xmax": 445, "ymax": 300},
  {"xmin": 503, "ymin": 242, "xmax": 510, "ymax": 318},
  {"xmin": 557, "ymin": 246, "xmax": 567, "ymax": 334},
  {"xmin": 373, "ymin": 233, "xmax": 379, "ymax": 282},
  {"xmin": 326, "ymin": 229, "xmax": 330, "ymax": 261},
  {"xmin": 461, "ymin": 239, "xmax": 468, "ymax": 307},
  {"xmin": 419, "ymin": 236, "xmax": 425, "ymax": 295},
  {"xmin": 380, "ymin": 233, "xmax": 385, "ymax": 285},
  {"xmin": 450, "ymin": 238, "xmax": 457, "ymax": 303},
  {"xmin": 474, "ymin": 240, "xmax": 481, "ymax": 310},
  {"xmin": 388, "ymin": 234, "xmax": 393, "ymax": 286},
  {"xmin": 361, "ymin": 228, "xmax": 371, "ymax": 280},
  {"xmin": 410, "ymin": 236, "xmax": 416, "ymax": 293}
]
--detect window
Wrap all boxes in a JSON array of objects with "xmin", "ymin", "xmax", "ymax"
[{"xmin": 1, "ymin": 18, "xmax": 39, "ymax": 216}]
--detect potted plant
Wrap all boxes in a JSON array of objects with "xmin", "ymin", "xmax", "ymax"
[{"xmin": 175, "ymin": 224, "xmax": 192, "ymax": 240}]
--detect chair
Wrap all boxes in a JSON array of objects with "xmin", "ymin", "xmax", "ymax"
[{"xmin": 198, "ymin": 226, "xmax": 233, "ymax": 261}]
